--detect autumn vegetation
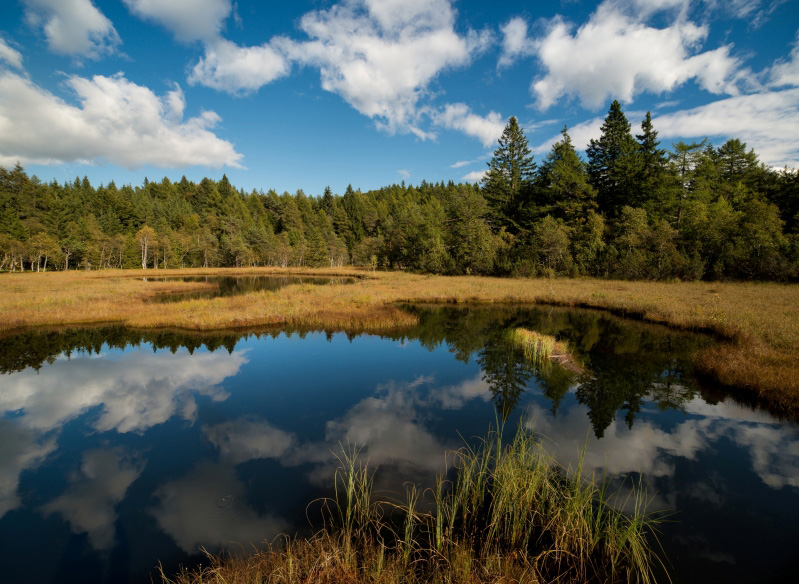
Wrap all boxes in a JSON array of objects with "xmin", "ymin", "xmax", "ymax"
[{"xmin": 162, "ymin": 424, "xmax": 663, "ymax": 584}]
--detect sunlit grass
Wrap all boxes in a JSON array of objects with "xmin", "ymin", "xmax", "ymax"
[
  {"xmin": 1, "ymin": 267, "xmax": 797, "ymax": 410},
  {"xmin": 161, "ymin": 424, "xmax": 664, "ymax": 584}
]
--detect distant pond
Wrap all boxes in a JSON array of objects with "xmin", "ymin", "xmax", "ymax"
[
  {"xmin": 0, "ymin": 306, "xmax": 797, "ymax": 584},
  {"xmin": 142, "ymin": 274, "xmax": 357, "ymax": 302}
]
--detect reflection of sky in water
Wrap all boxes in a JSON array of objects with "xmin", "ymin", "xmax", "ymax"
[{"xmin": 0, "ymin": 328, "xmax": 797, "ymax": 584}]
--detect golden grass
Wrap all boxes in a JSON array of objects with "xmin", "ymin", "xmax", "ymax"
[
  {"xmin": 1, "ymin": 267, "xmax": 797, "ymax": 410},
  {"xmin": 162, "ymin": 425, "xmax": 663, "ymax": 584}
]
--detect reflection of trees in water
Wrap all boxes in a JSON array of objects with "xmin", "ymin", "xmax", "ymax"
[{"xmin": 1, "ymin": 305, "xmax": 706, "ymax": 435}]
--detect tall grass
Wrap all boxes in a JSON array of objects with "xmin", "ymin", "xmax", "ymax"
[
  {"xmin": 509, "ymin": 327, "xmax": 557, "ymax": 365},
  {"xmin": 163, "ymin": 424, "xmax": 665, "ymax": 584}
]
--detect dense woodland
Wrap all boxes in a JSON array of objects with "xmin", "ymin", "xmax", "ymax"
[{"xmin": 1, "ymin": 101, "xmax": 797, "ymax": 280}]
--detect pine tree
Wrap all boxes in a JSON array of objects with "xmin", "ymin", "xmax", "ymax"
[
  {"xmin": 587, "ymin": 101, "xmax": 638, "ymax": 216},
  {"xmin": 482, "ymin": 116, "xmax": 536, "ymax": 232}
]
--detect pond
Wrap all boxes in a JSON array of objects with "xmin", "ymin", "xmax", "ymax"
[
  {"xmin": 0, "ymin": 306, "xmax": 797, "ymax": 584},
  {"xmin": 141, "ymin": 275, "xmax": 356, "ymax": 302}
]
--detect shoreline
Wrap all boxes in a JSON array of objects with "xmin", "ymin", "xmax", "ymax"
[{"xmin": 2, "ymin": 267, "xmax": 797, "ymax": 413}]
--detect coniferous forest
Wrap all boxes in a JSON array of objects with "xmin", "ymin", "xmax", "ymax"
[{"xmin": 1, "ymin": 101, "xmax": 797, "ymax": 281}]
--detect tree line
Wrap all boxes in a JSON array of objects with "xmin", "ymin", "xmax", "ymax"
[{"xmin": 1, "ymin": 100, "xmax": 797, "ymax": 280}]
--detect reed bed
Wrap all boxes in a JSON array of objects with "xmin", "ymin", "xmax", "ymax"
[
  {"xmin": 1, "ymin": 267, "xmax": 797, "ymax": 410},
  {"xmin": 162, "ymin": 425, "xmax": 664, "ymax": 584}
]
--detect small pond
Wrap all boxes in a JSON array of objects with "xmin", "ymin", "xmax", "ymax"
[
  {"xmin": 142, "ymin": 275, "xmax": 356, "ymax": 302},
  {"xmin": 0, "ymin": 306, "xmax": 797, "ymax": 584}
]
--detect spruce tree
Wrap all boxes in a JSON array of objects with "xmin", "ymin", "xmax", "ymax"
[
  {"xmin": 482, "ymin": 116, "xmax": 536, "ymax": 232},
  {"xmin": 535, "ymin": 126, "xmax": 596, "ymax": 223},
  {"xmin": 587, "ymin": 101, "xmax": 638, "ymax": 216},
  {"xmin": 635, "ymin": 112, "xmax": 669, "ymax": 212}
]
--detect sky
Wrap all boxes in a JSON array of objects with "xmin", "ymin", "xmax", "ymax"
[{"xmin": 0, "ymin": 0, "xmax": 797, "ymax": 196}]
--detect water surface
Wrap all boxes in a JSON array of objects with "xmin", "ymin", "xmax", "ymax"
[
  {"xmin": 0, "ymin": 306, "xmax": 796, "ymax": 584},
  {"xmin": 142, "ymin": 274, "xmax": 356, "ymax": 302}
]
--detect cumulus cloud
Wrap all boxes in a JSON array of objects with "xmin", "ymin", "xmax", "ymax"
[
  {"xmin": 432, "ymin": 104, "xmax": 505, "ymax": 147},
  {"xmin": 0, "ymin": 70, "xmax": 243, "ymax": 169},
  {"xmin": 277, "ymin": 0, "xmax": 490, "ymax": 137},
  {"xmin": 500, "ymin": 1, "xmax": 751, "ymax": 111},
  {"xmin": 41, "ymin": 448, "xmax": 144, "ymax": 550},
  {"xmin": 0, "ymin": 39, "xmax": 23, "ymax": 70},
  {"xmin": 23, "ymin": 0, "xmax": 120, "ymax": 59},
  {"xmin": 498, "ymin": 17, "xmax": 535, "ymax": 68},
  {"xmin": 123, "ymin": 0, "xmax": 231, "ymax": 42},
  {"xmin": 531, "ymin": 3, "xmax": 747, "ymax": 110},
  {"xmin": 189, "ymin": 38, "xmax": 290, "ymax": 93}
]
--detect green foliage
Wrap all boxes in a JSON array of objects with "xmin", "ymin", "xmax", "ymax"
[
  {"xmin": 482, "ymin": 116, "xmax": 536, "ymax": 232},
  {"xmin": 0, "ymin": 100, "xmax": 797, "ymax": 281}
]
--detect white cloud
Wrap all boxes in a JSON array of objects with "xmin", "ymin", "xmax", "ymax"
[
  {"xmin": 41, "ymin": 448, "xmax": 144, "ymax": 550},
  {"xmin": 189, "ymin": 38, "xmax": 290, "ymax": 94},
  {"xmin": 123, "ymin": 0, "xmax": 231, "ymax": 42},
  {"xmin": 0, "ymin": 70, "xmax": 243, "ymax": 169},
  {"xmin": 0, "ymin": 39, "xmax": 23, "ymax": 70},
  {"xmin": 520, "ymin": 1, "xmax": 747, "ymax": 110},
  {"xmin": 770, "ymin": 34, "xmax": 799, "ymax": 88},
  {"xmin": 432, "ymin": 104, "xmax": 505, "ymax": 147},
  {"xmin": 534, "ymin": 87, "xmax": 799, "ymax": 168},
  {"xmin": 461, "ymin": 170, "xmax": 487, "ymax": 182},
  {"xmin": 653, "ymin": 89, "xmax": 799, "ymax": 168},
  {"xmin": 498, "ymin": 17, "xmax": 535, "ymax": 68},
  {"xmin": 397, "ymin": 169, "xmax": 410, "ymax": 179},
  {"xmin": 533, "ymin": 115, "xmax": 604, "ymax": 155},
  {"xmin": 23, "ymin": 0, "xmax": 120, "ymax": 59},
  {"xmin": 277, "ymin": 0, "xmax": 490, "ymax": 137}
]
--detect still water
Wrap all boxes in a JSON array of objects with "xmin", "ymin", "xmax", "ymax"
[
  {"xmin": 0, "ymin": 307, "xmax": 797, "ymax": 584},
  {"xmin": 142, "ymin": 275, "xmax": 356, "ymax": 302}
]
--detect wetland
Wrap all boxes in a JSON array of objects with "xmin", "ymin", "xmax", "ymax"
[{"xmin": 1, "ymin": 303, "xmax": 797, "ymax": 583}]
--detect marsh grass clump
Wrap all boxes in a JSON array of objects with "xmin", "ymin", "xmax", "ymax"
[
  {"xmin": 163, "ymin": 425, "xmax": 664, "ymax": 584},
  {"xmin": 509, "ymin": 327, "xmax": 557, "ymax": 365}
]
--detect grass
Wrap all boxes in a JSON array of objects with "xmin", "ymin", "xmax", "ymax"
[
  {"xmin": 161, "ymin": 424, "xmax": 664, "ymax": 584},
  {"xmin": 0, "ymin": 267, "xmax": 797, "ymax": 411}
]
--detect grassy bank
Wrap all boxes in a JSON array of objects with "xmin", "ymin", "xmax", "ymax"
[
  {"xmin": 162, "ymin": 425, "xmax": 663, "ymax": 584},
  {"xmin": 1, "ymin": 267, "xmax": 797, "ymax": 411}
]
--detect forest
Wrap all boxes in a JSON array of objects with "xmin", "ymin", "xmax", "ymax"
[{"xmin": 1, "ymin": 100, "xmax": 797, "ymax": 281}]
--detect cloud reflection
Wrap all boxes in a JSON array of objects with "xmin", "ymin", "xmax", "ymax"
[
  {"xmin": 41, "ymin": 448, "xmax": 144, "ymax": 550},
  {"xmin": 525, "ymin": 397, "xmax": 799, "ymax": 490},
  {"xmin": 0, "ymin": 421, "xmax": 57, "ymax": 518},
  {"xmin": 0, "ymin": 349, "xmax": 247, "ymax": 433},
  {"xmin": 150, "ymin": 462, "xmax": 287, "ymax": 553}
]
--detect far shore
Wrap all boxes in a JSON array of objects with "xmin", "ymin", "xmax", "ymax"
[{"xmin": 1, "ymin": 267, "xmax": 797, "ymax": 413}]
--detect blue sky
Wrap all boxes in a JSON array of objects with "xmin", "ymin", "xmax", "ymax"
[{"xmin": 0, "ymin": 0, "xmax": 797, "ymax": 196}]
